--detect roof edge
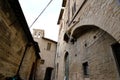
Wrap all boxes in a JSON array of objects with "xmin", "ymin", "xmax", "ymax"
[
  {"xmin": 57, "ymin": 8, "xmax": 64, "ymax": 24},
  {"xmin": 42, "ymin": 37, "xmax": 57, "ymax": 44}
]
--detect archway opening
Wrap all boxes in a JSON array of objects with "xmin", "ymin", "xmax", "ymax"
[
  {"xmin": 71, "ymin": 25, "xmax": 120, "ymax": 78},
  {"xmin": 44, "ymin": 67, "xmax": 53, "ymax": 80},
  {"xmin": 112, "ymin": 43, "xmax": 120, "ymax": 75},
  {"xmin": 72, "ymin": 25, "xmax": 99, "ymax": 39}
]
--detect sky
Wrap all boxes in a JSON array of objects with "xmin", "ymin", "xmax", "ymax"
[{"xmin": 19, "ymin": 0, "xmax": 62, "ymax": 41}]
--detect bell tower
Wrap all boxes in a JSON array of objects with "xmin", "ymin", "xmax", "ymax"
[{"xmin": 33, "ymin": 29, "xmax": 44, "ymax": 38}]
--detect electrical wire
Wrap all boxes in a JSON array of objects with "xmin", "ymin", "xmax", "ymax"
[{"xmin": 30, "ymin": 0, "xmax": 53, "ymax": 28}]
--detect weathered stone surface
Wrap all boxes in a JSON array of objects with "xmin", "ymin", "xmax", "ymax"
[
  {"xmin": 0, "ymin": 0, "xmax": 39, "ymax": 80},
  {"xmin": 33, "ymin": 29, "xmax": 57, "ymax": 80},
  {"xmin": 55, "ymin": 0, "xmax": 120, "ymax": 80}
]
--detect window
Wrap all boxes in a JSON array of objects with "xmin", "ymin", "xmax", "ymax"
[
  {"xmin": 40, "ymin": 59, "xmax": 45, "ymax": 64},
  {"xmin": 38, "ymin": 32, "xmax": 41, "ymax": 36},
  {"xmin": 67, "ymin": 0, "xmax": 70, "ymax": 24},
  {"xmin": 47, "ymin": 43, "xmax": 51, "ymax": 50},
  {"xmin": 72, "ymin": 1, "xmax": 76, "ymax": 16},
  {"xmin": 56, "ymin": 63, "xmax": 59, "ymax": 79},
  {"xmin": 65, "ymin": 52, "xmax": 69, "ymax": 80},
  {"xmin": 38, "ymin": 32, "xmax": 41, "ymax": 38},
  {"xmin": 83, "ymin": 62, "xmax": 89, "ymax": 77}
]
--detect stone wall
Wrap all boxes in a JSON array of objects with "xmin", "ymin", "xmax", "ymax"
[
  {"xmin": 68, "ymin": 29, "xmax": 119, "ymax": 80},
  {"xmin": 56, "ymin": 0, "xmax": 120, "ymax": 80},
  {"xmin": 33, "ymin": 29, "xmax": 57, "ymax": 80},
  {"xmin": 0, "ymin": 0, "xmax": 39, "ymax": 79},
  {"xmin": 70, "ymin": 0, "xmax": 120, "ymax": 42}
]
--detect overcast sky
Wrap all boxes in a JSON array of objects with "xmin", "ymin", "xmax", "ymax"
[{"xmin": 19, "ymin": 0, "xmax": 62, "ymax": 41}]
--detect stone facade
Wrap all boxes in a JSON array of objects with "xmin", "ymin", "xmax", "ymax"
[
  {"xmin": 33, "ymin": 29, "xmax": 57, "ymax": 80},
  {"xmin": 55, "ymin": 0, "xmax": 120, "ymax": 80},
  {"xmin": 0, "ymin": 0, "xmax": 40, "ymax": 80}
]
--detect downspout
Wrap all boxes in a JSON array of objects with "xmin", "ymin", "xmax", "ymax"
[
  {"xmin": 34, "ymin": 58, "xmax": 38, "ymax": 80},
  {"xmin": 16, "ymin": 43, "xmax": 30, "ymax": 75},
  {"xmin": 31, "ymin": 42, "xmax": 41, "ymax": 80},
  {"xmin": 6, "ymin": 43, "xmax": 32, "ymax": 80},
  {"xmin": 53, "ymin": 44, "xmax": 57, "ymax": 80}
]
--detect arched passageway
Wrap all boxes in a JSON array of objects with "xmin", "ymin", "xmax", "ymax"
[{"xmin": 69, "ymin": 25, "xmax": 120, "ymax": 80}]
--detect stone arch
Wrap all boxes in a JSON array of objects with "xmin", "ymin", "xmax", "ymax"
[
  {"xmin": 71, "ymin": 25, "xmax": 119, "ymax": 43},
  {"xmin": 63, "ymin": 33, "xmax": 69, "ymax": 43},
  {"xmin": 71, "ymin": 24, "xmax": 120, "ymax": 78}
]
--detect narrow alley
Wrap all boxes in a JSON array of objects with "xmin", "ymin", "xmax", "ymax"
[{"xmin": 0, "ymin": 0, "xmax": 120, "ymax": 80}]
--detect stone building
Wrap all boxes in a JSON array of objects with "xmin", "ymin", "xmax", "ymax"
[
  {"xmin": 33, "ymin": 29, "xmax": 57, "ymax": 80},
  {"xmin": 55, "ymin": 0, "xmax": 120, "ymax": 80},
  {"xmin": 0, "ymin": 0, "xmax": 40, "ymax": 80}
]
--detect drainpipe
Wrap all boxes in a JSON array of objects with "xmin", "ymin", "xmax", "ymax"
[
  {"xmin": 53, "ymin": 45, "xmax": 57, "ymax": 80},
  {"xmin": 34, "ymin": 58, "xmax": 38, "ymax": 80},
  {"xmin": 30, "ymin": 41, "xmax": 40, "ymax": 80},
  {"xmin": 16, "ymin": 43, "xmax": 31, "ymax": 75},
  {"xmin": 6, "ymin": 43, "xmax": 32, "ymax": 80},
  {"xmin": 16, "ymin": 43, "xmax": 32, "ymax": 80}
]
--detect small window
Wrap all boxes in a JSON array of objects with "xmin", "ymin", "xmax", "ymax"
[
  {"xmin": 40, "ymin": 59, "xmax": 45, "ymax": 64},
  {"xmin": 67, "ymin": 0, "xmax": 70, "ymax": 24},
  {"xmin": 56, "ymin": 63, "xmax": 59, "ymax": 79},
  {"xmin": 83, "ymin": 62, "xmax": 89, "ymax": 78},
  {"xmin": 38, "ymin": 32, "xmax": 41, "ymax": 38},
  {"xmin": 47, "ymin": 43, "xmax": 51, "ymax": 50},
  {"xmin": 38, "ymin": 33, "xmax": 40, "ymax": 36}
]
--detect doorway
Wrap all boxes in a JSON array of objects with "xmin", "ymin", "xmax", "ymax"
[
  {"xmin": 64, "ymin": 52, "xmax": 69, "ymax": 80},
  {"xmin": 44, "ymin": 67, "xmax": 53, "ymax": 80},
  {"xmin": 112, "ymin": 43, "xmax": 120, "ymax": 74}
]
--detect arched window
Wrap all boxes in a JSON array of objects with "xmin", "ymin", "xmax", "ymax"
[
  {"xmin": 72, "ymin": 1, "xmax": 76, "ymax": 16},
  {"xmin": 64, "ymin": 52, "xmax": 69, "ymax": 80}
]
